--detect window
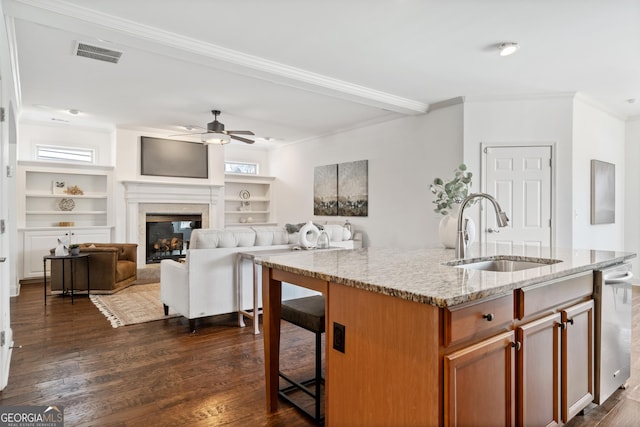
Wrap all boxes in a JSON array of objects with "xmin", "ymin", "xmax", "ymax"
[
  {"xmin": 36, "ymin": 145, "xmax": 95, "ymax": 164},
  {"xmin": 225, "ymin": 161, "xmax": 258, "ymax": 175}
]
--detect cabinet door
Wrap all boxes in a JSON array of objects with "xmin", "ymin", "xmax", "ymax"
[
  {"xmin": 562, "ymin": 300, "xmax": 594, "ymax": 423},
  {"xmin": 23, "ymin": 230, "xmax": 72, "ymax": 278},
  {"xmin": 22, "ymin": 228, "xmax": 111, "ymax": 278},
  {"xmin": 517, "ymin": 313, "xmax": 562, "ymax": 427},
  {"xmin": 444, "ymin": 331, "xmax": 516, "ymax": 427}
]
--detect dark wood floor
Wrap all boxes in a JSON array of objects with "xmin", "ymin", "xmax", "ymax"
[
  {"xmin": 1, "ymin": 283, "xmax": 317, "ymax": 426},
  {"xmin": 1, "ymin": 283, "xmax": 639, "ymax": 426}
]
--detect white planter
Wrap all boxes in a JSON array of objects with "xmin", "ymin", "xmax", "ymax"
[{"xmin": 438, "ymin": 204, "xmax": 475, "ymax": 249}]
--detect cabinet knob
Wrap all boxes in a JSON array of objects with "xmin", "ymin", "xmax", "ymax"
[
  {"xmin": 567, "ymin": 318, "xmax": 574, "ymax": 325},
  {"xmin": 482, "ymin": 313, "xmax": 495, "ymax": 321},
  {"xmin": 512, "ymin": 341, "xmax": 521, "ymax": 351},
  {"xmin": 557, "ymin": 322, "xmax": 566, "ymax": 330}
]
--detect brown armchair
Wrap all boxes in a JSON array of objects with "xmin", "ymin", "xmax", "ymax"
[{"xmin": 50, "ymin": 243, "xmax": 138, "ymax": 294}]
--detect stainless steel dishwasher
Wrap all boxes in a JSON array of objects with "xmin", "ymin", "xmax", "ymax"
[{"xmin": 593, "ymin": 262, "xmax": 633, "ymax": 404}]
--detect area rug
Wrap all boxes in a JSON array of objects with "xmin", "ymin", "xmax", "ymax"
[{"xmin": 90, "ymin": 283, "xmax": 179, "ymax": 328}]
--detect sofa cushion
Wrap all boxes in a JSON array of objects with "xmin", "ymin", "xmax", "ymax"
[
  {"xmin": 252, "ymin": 226, "xmax": 288, "ymax": 246},
  {"xmin": 323, "ymin": 224, "xmax": 350, "ymax": 241},
  {"xmin": 116, "ymin": 260, "xmax": 137, "ymax": 283},
  {"xmin": 190, "ymin": 229, "xmax": 221, "ymax": 249},
  {"xmin": 219, "ymin": 229, "xmax": 256, "ymax": 248},
  {"xmin": 191, "ymin": 228, "xmax": 256, "ymax": 248}
]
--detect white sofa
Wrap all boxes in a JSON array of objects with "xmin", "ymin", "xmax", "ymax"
[{"xmin": 160, "ymin": 224, "xmax": 360, "ymax": 332}]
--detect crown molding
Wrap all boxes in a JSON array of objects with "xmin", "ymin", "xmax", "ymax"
[
  {"xmin": 464, "ymin": 92, "xmax": 577, "ymax": 103},
  {"xmin": 8, "ymin": 0, "xmax": 428, "ymax": 115},
  {"xmin": 573, "ymin": 92, "xmax": 626, "ymax": 121},
  {"xmin": 427, "ymin": 97, "xmax": 465, "ymax": 112}
]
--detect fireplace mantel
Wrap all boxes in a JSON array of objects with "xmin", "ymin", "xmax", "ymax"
[
  {"xmin": 122, "ymin": 180, "xmax": 222, "ymax": 204},
  {"xmin": 122, "ymin": 180, "xmax": 223, "ymax": 266}
]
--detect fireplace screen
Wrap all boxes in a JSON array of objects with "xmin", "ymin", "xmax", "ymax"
[{"xmin": 145, "ymin": 214, "xmax": 202, "ymax": 263}]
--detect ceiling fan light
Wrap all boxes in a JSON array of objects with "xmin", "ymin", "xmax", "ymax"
[
  {"xmin": 201, "ymin": 132, "xmax": 230, "ymax": 145},
  {"xmin": 498, "ymin": 42, "xmax": 520, "ymax": 56}
]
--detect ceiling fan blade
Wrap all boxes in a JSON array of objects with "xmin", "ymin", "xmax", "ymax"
[
  {"xmin": 230, "ymin": 135, "xmax": 255, "ymax": 144},
  {"xmin": 167, "ymin": 132, "xmax": 201, "ymax": 137},
  {"xmin": 226, "ymin": 130, "xmax": 255, "ymax": 135}
]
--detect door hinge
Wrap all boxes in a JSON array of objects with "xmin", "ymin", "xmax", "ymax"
[
  {"xmin": 0, "ymin": 107, "xmax": 4, "ymax": 122},
  {"xmin": 1, "ymin": 331, "xmax": 4, "ymax": 347}
]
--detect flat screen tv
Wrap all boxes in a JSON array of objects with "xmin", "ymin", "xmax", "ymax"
[{"xmin": 140, "ymin": 136, "xmax": 208, "ymax": 179}]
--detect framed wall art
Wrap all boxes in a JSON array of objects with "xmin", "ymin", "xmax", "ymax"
[
  {"xmin": 314, "ymin": 160, "xmax": 368, "ymax": 217},
  {"xmin": 313, "ymin": 164, "xmax": 338, "ymax": 216}
]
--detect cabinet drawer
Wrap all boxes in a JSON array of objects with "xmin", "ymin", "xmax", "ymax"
[
  {"xmin": 515, "ymin": 271, "xmax": 593, "ymax": 320},
  {"xmin": 444, "ymin": 294, "xmax": 514, "ymax": 347}
]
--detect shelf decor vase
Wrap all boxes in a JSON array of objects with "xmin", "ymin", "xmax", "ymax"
[
  {"xmin": 58, "ymin": 198, "xmax": 75, "ymax": 211},
  {"xmin": 438, "ymin": 204, "xmax": 475, "ymax": 249}
]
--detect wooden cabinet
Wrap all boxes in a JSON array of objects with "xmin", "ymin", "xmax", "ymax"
[
  {"xmin": 517, "ymin": 312, "xmax": 562, "ymax": 427},
  {"xmin": 561, "ymin": 300, "xmax": 594, "ymax": 423},
  {"xmin": 17, "ymin": 161, "xmax": 114, "ymax": 279},
  {"xmin": 444, "ymin": 331, "xmax": 516, "ymax": 427},
  {"xmin": 514, "ymin": 271, "xmax": 594, "ymax": 426},
  {"xmin": 326, "ymin": 270, "xmax": 594, "ymax": 426},
  {"xmin": 224, "ymin": 174, "xmax": 275, "ymax": 227}
]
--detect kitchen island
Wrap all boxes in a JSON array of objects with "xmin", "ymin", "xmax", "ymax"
[{"xmin": 260, "ymin": 246, "xmax": 635, "ymax": 426}]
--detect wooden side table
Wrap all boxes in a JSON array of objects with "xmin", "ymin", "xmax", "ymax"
[{"xmin": 43, "ymin": 253, "xmax": 91, "ymax": 305}]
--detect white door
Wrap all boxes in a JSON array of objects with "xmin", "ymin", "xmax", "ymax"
[{"xmin": 482, "ymin": 145, "xmax": 552, "ymax": 255}]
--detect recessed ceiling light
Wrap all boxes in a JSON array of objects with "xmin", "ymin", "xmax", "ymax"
[
  {"xmin": 68, "ymin": 109, "xmax": 80, "ymax": 115},
  {"xmin": 498, "ymin": 42, "xmax": 520, "ymax": 56},
  {"xmin": 626, "ymin": 98, "xmax": 637, "ymax": 104}
]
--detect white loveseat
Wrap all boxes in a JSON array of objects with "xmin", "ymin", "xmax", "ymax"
[{"xmin": 160, "ymin": 224, "xmax": 359, "ymax": 332}]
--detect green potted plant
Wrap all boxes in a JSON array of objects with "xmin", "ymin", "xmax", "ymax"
[
  {"xmin": 69, "ymin": 244, "xmax": 80, "ymax": 256},
  {"xmin": 429, "ymin": 164, "xmax": 476, "ymax": 248},
  {"xmin": 429, "ymin": 163, "xmax": 473, "ymax": 215}
]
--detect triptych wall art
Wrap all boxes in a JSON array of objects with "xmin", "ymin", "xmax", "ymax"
[{"xmin": 314, "ymin": 160, "xmax": 368, "ymax": 217}]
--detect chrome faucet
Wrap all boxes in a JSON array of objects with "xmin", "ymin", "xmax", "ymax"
[{"xmin": 456, "ymin": 193, "xmax": 509, "ymax": 258}]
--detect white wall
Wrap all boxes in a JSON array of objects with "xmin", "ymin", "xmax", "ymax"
[
  {"xmin": 18, "ymin": 122, "xmax": 113, "ymax": 165},
  {"xmin": 625, "ymin": 117, "xmax": 640, "ymax": 274},
  {"xmin": 572, "ymin": 97, "xmax": 626, "ymax": 250},
  {"xmin": 225, "ymin": 144, "xmax": 271, "ymax": 175},
  {"xmin": 463, "ymin": 96, "xmax": 574, "ymax": 247},
  {"xmin": 269, "ymin": 103, "xmax": 463, "ymax": 248}
]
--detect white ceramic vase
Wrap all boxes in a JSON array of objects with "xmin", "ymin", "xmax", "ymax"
[
  {"xmin": 438, "ymin": 204, "xmax": 475, "ymax": 249},
  {"xmin": 299, "ymin": 221, "xmax": 321, "ymax": 249}
]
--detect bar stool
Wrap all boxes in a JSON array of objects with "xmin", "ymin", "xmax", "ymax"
[{"xmin": 279, "ymin": 295, "xmax": 325, "ymax": 423}]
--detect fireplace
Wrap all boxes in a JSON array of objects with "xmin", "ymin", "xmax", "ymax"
[
  {"xmin": 145, "ymin": 213, "xmax": 202, "ymax": 264},
  {"xmin": 123, "ymin": 180, "xmax": 222, "ymax": 268}
]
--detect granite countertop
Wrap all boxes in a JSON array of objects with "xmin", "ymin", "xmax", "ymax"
[{"xmin": 258, "ymin": 245, "xmax": 636, "ymax": 308}]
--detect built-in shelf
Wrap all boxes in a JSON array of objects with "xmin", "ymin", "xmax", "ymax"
[
  {"xmin": 17, "ymin": 160, "xmax": 115, "ymax": 280},
  {"xmin": 224, "ymin": 174, "xmax": 275, "ymax": 227}
]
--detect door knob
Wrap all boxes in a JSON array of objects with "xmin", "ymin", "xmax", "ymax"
[{"xmin": 487, "ymin": 228, "xmax": 500, "ymax": 233}]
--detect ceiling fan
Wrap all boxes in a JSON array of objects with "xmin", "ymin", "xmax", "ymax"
[{"xmin": 174, "ymin": 110, "xmax": 255, "ymax": 144}]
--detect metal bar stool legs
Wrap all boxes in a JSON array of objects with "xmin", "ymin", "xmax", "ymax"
[{"xmin": 278, "ymin": 295, "xmax": 325, "ymax": 423}]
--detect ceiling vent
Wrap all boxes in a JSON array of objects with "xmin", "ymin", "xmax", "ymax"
[{"xmin": 74, "ymin": 41, "xmax": 123, "ymax": 64}]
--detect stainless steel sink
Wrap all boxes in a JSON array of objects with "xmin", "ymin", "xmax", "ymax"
[{"xmin": 445, "ymin": 256, "xmax": 561, "ymax": 272}]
